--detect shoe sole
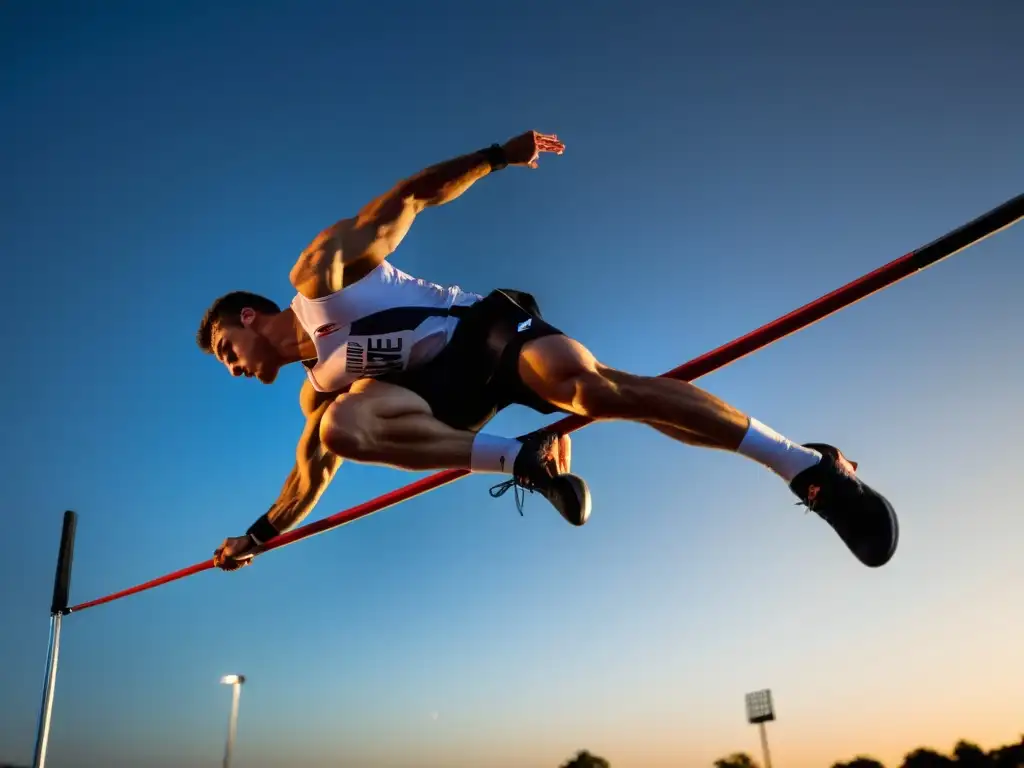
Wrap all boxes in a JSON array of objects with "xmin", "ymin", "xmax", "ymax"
[
  {"xmin": 866, "ymin": 483, "xmax": 899, "ymax": 568},
  {"xmin": 556, "ymin": 474, "xmax": 592, "ymax": 527},
  {"xmin": 804, "ymin": 443, "xmax": 900, "ymax": 568}
]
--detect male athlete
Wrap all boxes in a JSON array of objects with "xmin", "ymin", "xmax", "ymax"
[{"xmin": 201, "ymin": 130, "xmax": 898, "ymax": 572}]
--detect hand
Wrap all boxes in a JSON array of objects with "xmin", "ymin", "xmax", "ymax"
[
  {"xmin": 555, "ymin": 434, "xmax": 572, "ymax": 475},
  {"xmin": 502, "ymin": 131, "xmax": 564, "ymax": 169},
  {"xmin": 213, "ymin": 535, "xmax": 258, "ymax": 572}
]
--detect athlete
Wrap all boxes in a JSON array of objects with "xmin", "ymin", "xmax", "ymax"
[{"xmin": 201, "ymin": 130, "xmax": 898, "ymax": 572}]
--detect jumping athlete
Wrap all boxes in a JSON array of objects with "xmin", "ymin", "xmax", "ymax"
[{"xmin": 201, "ymin": 130, "xmax": 898, "ymax": 572}]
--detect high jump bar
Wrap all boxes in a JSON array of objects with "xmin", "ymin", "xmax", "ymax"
[{"xmin": 62, "ymin": 191, "xmax": 1024, "ymax": 616}]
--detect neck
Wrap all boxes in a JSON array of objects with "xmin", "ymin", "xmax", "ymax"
[{"xmin": 256, "ymin": 309, "xmax": 317, "ymax": 365}]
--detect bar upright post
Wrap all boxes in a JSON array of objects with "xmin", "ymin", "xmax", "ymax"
[{"xmin": 32, "ymin": 510, "xmax": 78, "ymax": 768}]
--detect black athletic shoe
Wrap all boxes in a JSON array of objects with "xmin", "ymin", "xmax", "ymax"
[
  {"xmin": 489, "ymin": 430, "xmax": 592, "ymax": 526},
  {"xmin": 789, "ymin": 443, "xmax": 899, "ymax": 568}
]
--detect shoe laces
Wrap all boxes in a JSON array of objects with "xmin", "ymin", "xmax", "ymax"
[
  {"xmin": 795, "ymin": 484, "xmax": 823, "ymax": 516},
  {"xmin": 489, "ymin": 477, "xmax": 532, "ymax": 516},
  {"xmin": 488, "ymin": 432, "xmax": 559, "ymax": 517}
]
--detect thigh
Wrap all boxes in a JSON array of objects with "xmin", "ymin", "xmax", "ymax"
[
  {"xmin": 322, "ymin": 379, "xmax": 435, "ymax": 452},
  {"xmin": 516, "ymin": 334, "xmax": 602, "ymax": 409},
  {"xmin": 326, "ymin": 379, "xmax": 434, "ymax": 433},
  {"xmin": 343, "ymin": 378, "xmax": 435, "ymax": 416}
]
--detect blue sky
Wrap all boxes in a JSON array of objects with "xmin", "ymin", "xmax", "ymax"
[{"xmin": 2, "ymin": 2, "xmax": 1022, "ymax": 767}]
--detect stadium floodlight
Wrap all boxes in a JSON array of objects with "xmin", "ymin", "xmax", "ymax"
[
  {"xmin": 220, "ymin": 674, "xmax": 246, "ymax": 768},
  {"xmin": 744, "ymin": 689, "xmax": 775, "ymax": 768}
]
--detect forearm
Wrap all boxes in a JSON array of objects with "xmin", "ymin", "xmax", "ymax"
[
  {"xmin": 401, "ymin": 144, "xmax": 506, "ymax": 208},
  {"xmin": 246, "ymin": 468, "xmax": 330, "ymax": 545}
]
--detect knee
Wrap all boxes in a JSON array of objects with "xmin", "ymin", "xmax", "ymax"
[
  {"xmin": 517, "ymin": 335, "xmax": 635, "ymax": 417},
  {"xmin": 320, "ymin": 397, "xmax": 378, "ymax": 461},
  {"xmin": 561, "ymin": 366, "xmax": 628, "ymax": 417}
]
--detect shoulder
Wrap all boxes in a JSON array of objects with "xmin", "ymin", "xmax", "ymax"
[
  {"xmin": 291, "ymin": 217, "xmax": 383, "ymax": 298},
  {"xmin": 290, "ymin": 217, "xmax": 366, "ymax": 299}
]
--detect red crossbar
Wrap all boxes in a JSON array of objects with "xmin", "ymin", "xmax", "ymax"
[{"xmin": 64, "ymin": 192, "xmax": 1024, "ymax": 615}]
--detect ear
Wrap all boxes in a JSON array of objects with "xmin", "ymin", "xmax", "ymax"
[{"xmin": 240, "ymin": 307, "xmax": 256, "ymax": 326}]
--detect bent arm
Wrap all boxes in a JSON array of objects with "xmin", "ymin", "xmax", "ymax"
[
  {"xmin": 388, "ymin": 144, "xmax": 507, "ymax": 208},
  {"xmin": 245, "ymin": 393, "xmax": 342, "ymax": 544},
  {"xmin": 293, "ymin": 143, "xmax": 508, "ymax": 293},
  {"xmin": 355, "ymin": 143, "xmax": 508, "ymax": 249}
]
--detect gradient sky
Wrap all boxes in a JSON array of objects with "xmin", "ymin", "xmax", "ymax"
[{"xmin": 2, "ymin": 2, "xmax": 1022, "ymax": 767}]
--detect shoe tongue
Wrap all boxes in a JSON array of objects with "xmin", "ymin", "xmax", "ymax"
[{"xmin": 835, "ymin": 454, "xmax": 858, "ymax": 475}]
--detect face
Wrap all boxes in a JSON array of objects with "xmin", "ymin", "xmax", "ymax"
[{"xmin": 211, "ymin": 309, "xmax": 281, "ymax": 384}]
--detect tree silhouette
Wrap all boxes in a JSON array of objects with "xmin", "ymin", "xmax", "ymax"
[
  {"xmin": 706, "ymin": 733, "xmax": 1024, "ymax": 768},
  {"xmin": 902, "ymin": 747, "xmax": 955, "ymax": 768},
  {"xmin": 833, "ymin": 756, "xmax": 887, "ymax": 768},
  {"xmin": 559, "ymin": 749, "xmax": 611, "ymax": 768},
  {"xmin": 714, "ymin": 752, "xmax": 760, "ymax": 768},
  {"xmin": 987, "ymin": 735, "xmax": 1024, "ymax": 768},
  {"xmin": 953, "ymin": 740, "xmax": 992, "ymax": 768}
]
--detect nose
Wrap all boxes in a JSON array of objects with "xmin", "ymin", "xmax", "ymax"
[{"xmin": 230, "ymin": 365, "xmax": 244, "ymax": 377}]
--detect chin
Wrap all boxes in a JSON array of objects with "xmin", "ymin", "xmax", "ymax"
[{"xmin": 256, "ymin": 366, "xmax": 278, "ymax": 384}]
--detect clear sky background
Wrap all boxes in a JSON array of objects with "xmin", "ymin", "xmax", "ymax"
[{"xmin": 2, "ymin": 2, "xmax": 1022, "ymax": 767}]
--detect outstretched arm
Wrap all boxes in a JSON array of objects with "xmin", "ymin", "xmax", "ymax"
[
  {"xmin": 246, "ymin": 398, "xmax": 339, "ymax": 541},
  {"xmin": 292, "ymin": 131, "xmax": 565, "ymax": 295},
  {"xmin": 213, "ymin": 384, "xmax": 342, "ymax": 570}
]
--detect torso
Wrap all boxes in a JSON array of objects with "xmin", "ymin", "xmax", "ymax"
[{"xmin": 290, "ymin": 260, "xmax": 482, "ymax": 393}]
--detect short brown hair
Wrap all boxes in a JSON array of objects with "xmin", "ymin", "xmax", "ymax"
[{"xmin": 196, "ymin": 291, "xmax": 281, "ymax": 353}]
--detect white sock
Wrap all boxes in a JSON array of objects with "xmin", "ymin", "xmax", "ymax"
[
  {"xmin": 736, "ymin": 418, "xmax": 822, "ymax": 483},
  {"xmin": 471, "ymin": 433, "xmax": 522, "ymax": 474}
]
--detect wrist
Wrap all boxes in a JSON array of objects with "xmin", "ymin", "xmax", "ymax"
[
  {"xmin": 246, "ymin": 512, "xmax": 280, "ymax": 546},
  {"xmin": 480, "ymin": 143, "xmax": 508, "ymax": 172}
]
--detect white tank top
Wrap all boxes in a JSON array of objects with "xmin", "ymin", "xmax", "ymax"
[{"xmin": 290, "ymin": 260, "xmax": 483, "ymax": 393}]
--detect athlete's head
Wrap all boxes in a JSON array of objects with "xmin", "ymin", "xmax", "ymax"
[{"xmin": 196, "ymin": 291, "xmax": 284, "ymax": 384}]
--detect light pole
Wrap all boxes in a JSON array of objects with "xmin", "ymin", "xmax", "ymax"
[
  {"xmin": 744, "ymin": 688, "xmax": 775, "ymax": 768},
  {"xmin": 220, "ymin": 674, "xmax": 246, "ymax": 768}
]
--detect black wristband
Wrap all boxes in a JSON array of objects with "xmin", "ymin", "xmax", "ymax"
[
  {"xmin": 246, "ymin": 513, "xmax": 280, "ymax": 546},
  {"xmin": 481, "ymin": 143, "xmax": 508, "ymax": 171}
]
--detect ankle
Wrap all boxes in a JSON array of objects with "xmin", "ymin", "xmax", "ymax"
[
  {"xmin": 736, "ymin": 418, "xmax": 822, "ymax": 483},
  {"xmin": 471, "ymin": 433, "xmax": 522, "ymax": 474}
]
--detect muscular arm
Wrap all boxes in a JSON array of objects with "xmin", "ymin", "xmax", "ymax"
[
  {"xmin": 291, "ymin": 144, "xmax": 504, "ymax": 296},
  {"xmin": 245, "ymin": 382, "xmax": 342, "ymax": 543}
]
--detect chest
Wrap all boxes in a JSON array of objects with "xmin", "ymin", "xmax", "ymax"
[{"xmin": 309, "ymin": 323, "xmax": 416, "ymax": 387}]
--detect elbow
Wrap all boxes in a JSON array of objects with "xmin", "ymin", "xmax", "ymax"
[
  {"xmin": 393, "ymin": 184, "xmax": 430, "ymax": 213},
  {"xmin": 386, "ymin": 172, "xmax": 441, "ymax": 211}
]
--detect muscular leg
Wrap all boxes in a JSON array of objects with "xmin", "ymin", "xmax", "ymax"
[
  {"xmin": 518, "ymin": 335, "xmax": 822, "ymax": 482},
  {"xmin": 516, "ymin": 334, "xmax": 900, "ymax": 567},
  {"xmin": 645, "ymin": 422, "xmax": 732, "ymax": 449},
  {"xmin": 519, "ymin": 336, "xmax": 750, "ymax": 446},
  {"xmin": 320, "ymin": 379, "xmax": 571, "ymax": 474},
  {"xmin": 320, "ymin": 380, "xmax": 475, "ymax": 470}
]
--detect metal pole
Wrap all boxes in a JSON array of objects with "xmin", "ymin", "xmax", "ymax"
[
  {"xmin": 223, "ymin": 681, "xmax": 242, "ymax": 768},
  {"xmin": 32, "ymin": 511, "xmax": 78, "ymax": 768},
  {"xmin": 31, "ymin": 614, "xmax": 63, "ymax": 768},
  {"xmin": 758, "ymin": 721, "xmax": 773, "ymax": 768}
]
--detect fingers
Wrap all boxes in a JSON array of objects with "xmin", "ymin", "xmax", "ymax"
[
  {"xmin": 534, "ymin": 132, "xmax": 564, "ymax": 155},
  {"xmin": 523, "ymin": 131, "xmax": 564, "ymax": 169},
  {"xmin": 213, "ymin": 546, "xmax": 250, "ymax": 572},
  {"xmin": 557, "ymin": 434, "xmax": 572, "ymax": 474},
  {"xmin": 507, "ymin": 130, "xmax": 564, "ymax": 169},
  {"xmin": 216, "ymin": 556, "xmax": 249, "ymax": 572}
]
